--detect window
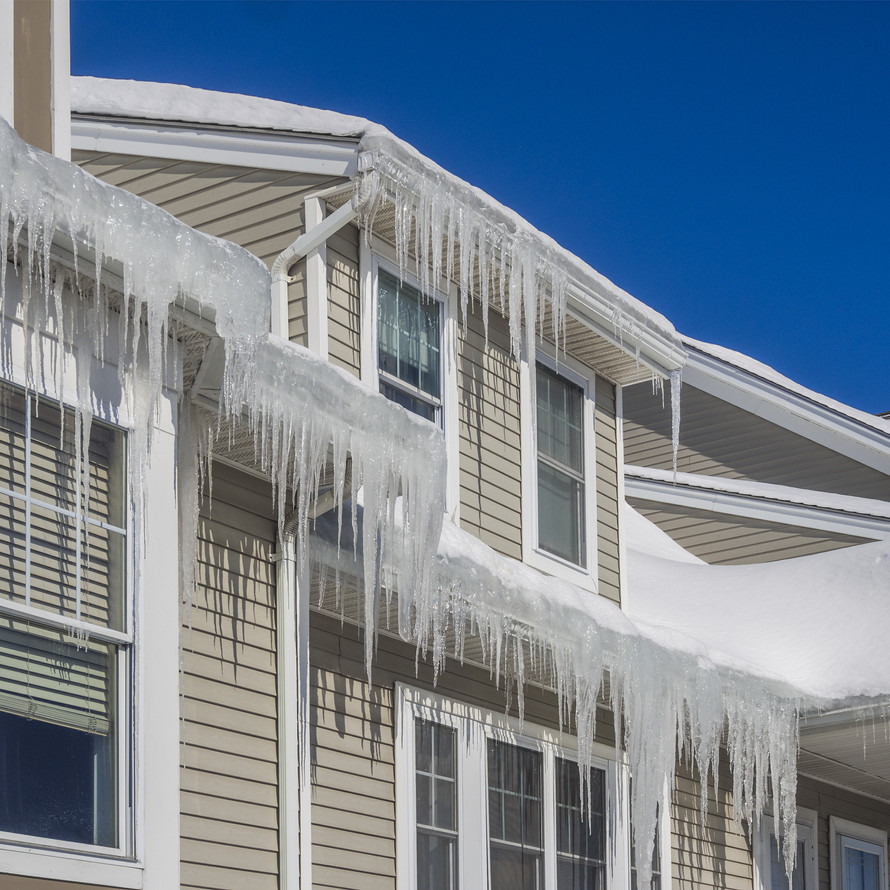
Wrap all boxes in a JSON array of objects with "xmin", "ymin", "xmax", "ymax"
[
  {"xmin": 397, "ymin": 685, "xmax": 627, "ymax": 890},
  {"xmin": 0, "ymin": 382, "xmax": 129, "ymax": 853},
  {"xmin": 522, "ymin": 352, "xmax": 596, "ymax": 585},
  {"xmin": 755, "ymin": 809, "xmax": 817, "ymax": 890},
  {"xmin": 377, "ymin": 268, "xmax": 442, "ymax": 424},
  {"xmin": 830, "ymin": 817, "xmax": 887, "ymax": 890}
]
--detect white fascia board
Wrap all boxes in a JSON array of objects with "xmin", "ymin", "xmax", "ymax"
[
  {"xmin": 625, "ymin": 470, "xmax": 890, "ymax": 540},
  {"xmin": 71, "ymin": 117, "xmax": 359, "ymax": 176},
  {"xmin": 565, "ymin": 286, "xmax": 686, "ymax": 381},
  {"xmin": 683, "ymin": 346, "xmax": 890, "ymax": 477}
]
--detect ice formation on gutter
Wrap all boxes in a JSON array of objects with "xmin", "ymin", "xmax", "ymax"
[
  {"xmin": 309, "ymin": 512, "xmax": 805, "ymax": 888},
  {"xmin": 0, "ymin": 117, "xmax": 446, "ymax": 665}
]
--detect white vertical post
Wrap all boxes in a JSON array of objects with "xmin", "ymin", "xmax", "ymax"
[
  {"xmin": 50, "ymin": 0, "xmax": 70, "ymax": 161},
  {"xmin": 305, "ymin": 196, "xmax": 328, "ymax": 359},
  {"xmin": 296, "ymin": 551, "xmax": 312, "ymax": 890},
  {"xmin": 0, "ymin": 0, "xmax": 14, "ymax": 126}
]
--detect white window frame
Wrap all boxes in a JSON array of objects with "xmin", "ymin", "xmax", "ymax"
[
  {"xmin": 395, "ymin": 683, "xmax": 628, "ymax": 890},
  {"xmin": 830, "ymin": 816, "xmax": 888, "ymax": 890},
  {"xmin": 520, "ymin": 345, "xmax": 598, "ymax": 591},
  {"xmin": 754, "ymin": 807, "xmax": 817, "ymax": 890},
  {"xmin": 360, "ymin": 242, "xmax": 460, "ymax": 517},
  {"xmin": 0, "ymin": 272, "xmax": 182, "ymax": 888}
]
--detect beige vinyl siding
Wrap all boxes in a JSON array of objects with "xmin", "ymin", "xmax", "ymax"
[
  {"xmin": 797, "ymin": 774, "xmax": 890, "ymax": 890},
  {"xmin": 326, "ymin": 223, "xmax": 362, "ymax": 377},
  {"xmin": 671, "ymin": 758, "xmax": 753, "ymax": 890},
  {"xmin": 72, "ymin": 153, "xmax": 353, "ymax": 349},
  {"xmin": 310, "ymin": 606, "xmax": 616, "ymax": 890},
  {"xmin": 623, "ymin": 382, "xmax": 890, "ymax": 501},
  {"xmin": 458, "ymin": 302, "xmax": 523, "ymax": 561},
  {"xmin": 630, "ymin": 498, "xmax": 872, "ymax": 565},
  {"xmin": 595, "ymin": 376, "xmax": 621, "ymax": 604},
  {"xmin": 181, "ymin": 463, "xmax": 279, "ymax": 890}
]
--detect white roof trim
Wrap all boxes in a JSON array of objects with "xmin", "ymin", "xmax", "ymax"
[
  {"xmin": 682, "ymin": 341, "xmax": 890, "ymax": 476},
  {"xmin": 625, "ymin": 465, "xmax": 890, "ymax": 540},
  {"xmin": 71, "ymin": 117, "xmax": 359, "ymax": 176}
]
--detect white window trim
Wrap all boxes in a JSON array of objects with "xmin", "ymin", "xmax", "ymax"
[
  {"xmin": 753, "ymin": 806, "xmax": 817, "ymax": 890},
  {"xmin": 360, "ymin": 240, "xmax": 460, "ymax": 518},
  {"xmin": 0, "ymin": 274, "xmax": 182, "ymax": 887},
  {"xmin": 830, "ymin": 816, "xmax": 888, "ymax": 890},
  {"xmin": 520, "ymin": 344, "xmax": 598, "ymax": 591},
  {"xmin": 395, "ymin": 683, "xmax": 627, "ymax": 890}
]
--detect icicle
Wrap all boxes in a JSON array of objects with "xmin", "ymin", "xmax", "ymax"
[{"xmin": 669, "ymin": 367, "xmax": 682, "ymax": 481}]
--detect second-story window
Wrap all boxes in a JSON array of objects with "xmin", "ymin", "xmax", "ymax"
[
  {"xmin": 377, "ymin": 269, "xmax": 442, "ymax": 424},
  {"xmin": 536, "ymin": 364, "xmax": 586, "ymax": 568}
]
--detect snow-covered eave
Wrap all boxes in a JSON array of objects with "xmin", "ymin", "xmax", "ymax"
[
  {"xmin": 682, "ymin": 337, "xmax": 890, "ymax": 476},
  {"xmin": 626, "ymin": 465, "xmax": 890, "ymax": 540}
]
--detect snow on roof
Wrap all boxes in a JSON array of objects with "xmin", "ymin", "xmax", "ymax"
[
  {"xmin": 684, "ymin": 335, "xmax": 890, "ymax": 442},
  {"xmin": 624, "ymin": 503, "xmax": 890, "ymax": 703},
  {"xmin": 70, "ymin": 77, "xmax": 682, "ymax": 364}
]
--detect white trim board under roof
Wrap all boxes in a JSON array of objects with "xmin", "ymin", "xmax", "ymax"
[
  {"xmin": 69, "ymin": 76, "xmax": 686, "ymax": 385},
  {"xmin": 625, "ymin": 465, "xmax": 890, "ymax": 539},
  {"xmin": 682, "ymin": 337, "xmax": 890, "ymax": 476}
]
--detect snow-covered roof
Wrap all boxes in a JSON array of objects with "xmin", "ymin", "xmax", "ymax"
[
  {"xmin": 70, "ymin": 77, "xmax": 685, "ymax": 379},
  {"xmin": 624, "ymin": 503, "xmax": 890, "ymax": 702},
  {"xmin": 684, "ymin": 335, "xmax": 890, "ymax": 442}
]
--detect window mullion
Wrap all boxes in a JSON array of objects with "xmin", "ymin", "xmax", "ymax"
[{"xmin": 543, "ymin": 749, "xmax": 558, "ymax": 890}]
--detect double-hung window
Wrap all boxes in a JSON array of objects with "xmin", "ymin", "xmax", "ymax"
[
  {"xmin": 377, "ymin": 268, "xmax": 443, "ymax": 424},
  {"xmin": 0, "ymin": 381, "xmax": 129, "ymax": 853},
  {"xmin": 523, "ymin": 353, "xmax": 596, "ymax": 585},
  {"xmin": 755, "ymin": 809, "xmax": 817, "ymax": 890},
  {"xmin": 829, "ymin": 817, "xmax": 887, "ymax": 890},
  {"xmin": 398, "ymin": 685, "xmax": 626, "ymax": 890}
]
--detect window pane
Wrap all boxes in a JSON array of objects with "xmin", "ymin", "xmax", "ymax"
[
  {"xmin": 537, "ymin": 460, "xmax": 585, "ymax": 567},
  {"xmin": 0, "ymin": 618, "xmax": 118, "ymax": 846},
  {"xmin": 416, "ymin": 720, "xmax": 458, "ymax": 884},
  {"xmin": 488, "ymin": 740, "xmax": 543, "ymax": 890},
  {"xmin": 843, "ymin": 846, "xmax": 881, "ymax": 890},
  {"xmin": 769, "ymin": 835, "xmax": 806, "ymax": 890},
  {"xmin": 556, "ymin": 759, "xmax": 606, "ymax": 890},
  {"xmin": 379, "ymin": 381, "xmax": 437, "ymax": 423},
  {"xmin": 418, "ymin": 830, "xmax": 458, "ymax": 890},
  {"xmin": 536, "ymin": 366, "xmax": 583, "ymax": 473},
  {"xmin": 378, "ymin": 270, "xmax": 441, "ymax": 402}
]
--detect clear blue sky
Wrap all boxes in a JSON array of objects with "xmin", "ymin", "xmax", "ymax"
[{"xmin": 71, "ymin": 1, "xmax": 890, "ymax": 414}]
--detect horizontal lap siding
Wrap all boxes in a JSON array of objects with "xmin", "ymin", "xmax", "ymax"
[
  {"xmin": 181, "ymin": 463, "xmax": 279, "ymax": 890},
  {"xmin": 310, "ymin": 607, "xmax": 616, "ymax": 890},
  {"xmin": 458, "ymin": 304, "xmax": 523, "ymax": 560},
  {"xmin": 326, "ymin": 226, "xmax": 361, "ymax": 377},
  {"xmin": 623, "ymin": 382, "xmax": 890, "ymax": 500},
  {"xmin": 629, "ymin": 499, "xmax": 871, "ymax": 564},
  {"xmin": 72, "ymin": 154, "xmax": 354, "ymax": 350},
  {"xmin": 595, "ymin": 377, "xmax": 621, "ymax": 604},
  {"xmin": 671, "ymin": 758, "xmax": 753, "ymax": 890}
]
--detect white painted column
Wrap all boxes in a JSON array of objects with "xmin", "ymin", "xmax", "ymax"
[
  {"xmin": 140, "ymin": 392, "xmax": 182, "ymax": 889},
  {"xmin": 305, "ymin": 196, "xmax": 329, "ymax": 358},
  {"xmin": 50, "ymin": 0, "xmax": 70, "ymax": 161}
]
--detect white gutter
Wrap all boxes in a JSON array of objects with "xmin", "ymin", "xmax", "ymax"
[{"xmin": 271, "ymin": 187, "xmax": 357, "ymax": 339}]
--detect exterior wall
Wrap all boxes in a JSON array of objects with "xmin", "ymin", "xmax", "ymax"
[
  {"xmin": 458, "ymin": 301, "xmax": 523, "ymax": 562},
  {"xmin": 671, "ymin": 758, "xmax": 753, "ymax": 890},
  {"xmin": 309, "ymin": 606, "xmax": 617, "ymax": 890},
  {"xmin": 798, "ymin": 774, "xmax": 890, "ymax": 890},
  {"xmin": 326, "ymin": 223, "xmax": 361, "ymax": 377},
  {"xmin": 629, "ymin": 498, "xmax": 872, "ymax": 565},
  {"xmin": 623, "ymin": 382, "xmax": 890, "ymax": 501},
  {"xmin": 180, "ymin": 463, "xmax": 279, "ymax": 890},
  {"xmin": 595, "ymin": 376, "xmax": 621, "ymax": 603}
]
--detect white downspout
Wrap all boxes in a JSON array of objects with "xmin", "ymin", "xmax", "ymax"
[
  {"xmin": 270, "ymin": 188, "xmax": 358, "ymax": 341},
  {"xmin": 276, "ymin": 512, "xmax": 311, "ymax": 890}
]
